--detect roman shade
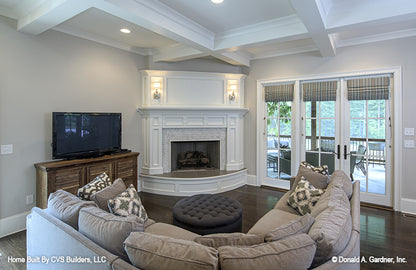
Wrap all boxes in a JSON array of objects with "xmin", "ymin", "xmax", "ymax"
[
  {"xmin": 347, "ymin": 76, "xmax": 390, "ymax": 100},
  {"xmin": 302, "ymin": 81, "xmax": 337, "ymax": 102},
  {"xmin": 264, "ymin": 83, "xmax": 294, "ymax": 102}
]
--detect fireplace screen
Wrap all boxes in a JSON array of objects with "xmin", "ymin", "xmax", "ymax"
[{"xmin": 171, "ymin": 141, "xmax": 220, "ymax": 171}]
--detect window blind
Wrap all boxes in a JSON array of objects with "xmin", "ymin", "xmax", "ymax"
[
  {"xmin": 302, "ymin": 81, "xmax": 337, "ymax": 101},
  {"xmin": 264, "ymin": 83, "xmax": 294, "ymax": 102},
  {"xmin": 347, "ymin": 76, "xmax": 390, "ymax": 100}
]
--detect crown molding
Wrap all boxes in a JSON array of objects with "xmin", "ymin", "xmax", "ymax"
[{"xmin": 335, "ymin": 28, "xmax": 416, "ymax": 48}]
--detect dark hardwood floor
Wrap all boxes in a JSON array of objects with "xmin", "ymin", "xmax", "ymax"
[{"xmin": 1, "ymin": 185, "xmax": 415, "ymax": 269}]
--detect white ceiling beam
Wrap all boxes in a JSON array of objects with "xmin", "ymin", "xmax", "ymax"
[
  {"xmin": 290, "ymin": 0, "xmax": 336, "ymax": 57},
  {"xmin": 17, "ymin": 0, "xmax": 93, "ymax": 34},
  {"xmin": 214, "ymin": 15, "xmax": 308, "ymax": 52},
  {"xmin": 214, "ymin": 51, "xmax": 251, "ymax": 67},
  {"xmin": 152, "ymin": 44, "xmax": 208, "ymax": 62},
  {"xmin": 326, "ymin": 0, "xmax": 416, "ymax": 31}
]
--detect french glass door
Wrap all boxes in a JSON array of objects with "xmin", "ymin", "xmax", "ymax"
[
  {"xmin": 343, "ymin": 76, "xmax": 392, "ymax": 206},
  {"xmin": 301, "ymin": 77, "xmax": 392, "ymax": 207}
]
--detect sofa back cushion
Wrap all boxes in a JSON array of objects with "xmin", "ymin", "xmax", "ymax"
[
  {"xmin": 194, "ymin": 233, "xmax": 264, "ymax": 248},
  {"xmin": 90, "ymin": 178, "xmax": 126, "ymax": 211},
  {"xmin": 264, "ymin": 213, "xmax": 315, "ymax": 242},
  {"xmin": 124, "ymin": 232, "xmax": 219, "ymax": 270},
  {"xmin": 47, "ymin": 190, "xmax": 97, "ymax": 229},
  {"xmin": 78, "ymin": 206, "xmax": 144, "ymax": 261},
  {"xmin": 308, "ymin": 186, "xmax": 352, "ymax": 266},
  {"xmin": 218, "ymin": 233, "xmax": 316, "ymax": 270},
  {"xmin": 328, "ymin": 170, "xmax": 353, "ymax": 199}
]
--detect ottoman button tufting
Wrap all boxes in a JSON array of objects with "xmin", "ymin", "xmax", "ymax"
[{"xmin": 172, "ymin": 194, "xmax": 243, "ymax": 235}]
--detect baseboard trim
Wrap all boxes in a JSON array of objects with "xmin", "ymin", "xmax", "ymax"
[
  {"xmin": 246, "ymin": 174, "xmax": 258, "ymax": 186},
  {"xmin": 0, "ymin": 211, "xmax": 30, "ymax": 238},
  {"xmin": 401, "ymin": 198, "xmax": 416, "ymax": 215}
]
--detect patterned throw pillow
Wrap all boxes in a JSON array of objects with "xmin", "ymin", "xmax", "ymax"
[
  {"xmin": 108, "ymin": 184, "xmax": 148, "ymax": 221},
  {"xmin": 77, "ymin": 172, "xmax": 111, "ymax": 200},
  {"xmin": 300, "ymin": 161, "xmax": 329, "ymax": 175},
  {"xmin": 288, "ymin": 177, "xmax": 325, "ymax": 215}
]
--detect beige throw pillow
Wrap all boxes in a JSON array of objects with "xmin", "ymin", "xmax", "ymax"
[
  {"xmin": 90, "ymin": 178, "xmax": 126, "ymax": 211},
  {"xmin": 264, "ymin": 213, "xmax": 315, "ymax": 242}
]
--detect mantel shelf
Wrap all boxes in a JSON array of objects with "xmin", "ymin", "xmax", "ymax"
[{"xmin": 137, "ymin": 106, "xmax": 249, "ymax": 116}]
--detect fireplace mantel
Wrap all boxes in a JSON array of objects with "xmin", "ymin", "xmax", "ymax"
[{"xmin": 137, "ymin": 70, "xmax": 248, "ymax": 196}]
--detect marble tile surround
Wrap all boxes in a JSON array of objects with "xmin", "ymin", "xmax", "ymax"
[{"xmin": 162, "ymin": 128, "xmax": 226, "ymax": 173}]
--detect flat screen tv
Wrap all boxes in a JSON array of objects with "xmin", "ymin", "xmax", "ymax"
[{"xmin": 52, "ymin": 112, "xmax": 121, "ymax": 159}]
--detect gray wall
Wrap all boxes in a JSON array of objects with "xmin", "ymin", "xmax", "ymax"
[
  {"xmin": 0, "ymin": 17, "xmax": 240, "ymax": 222},
  {"xmin": 0, "ymin": 17, "xmax": 146, "ymax": 220},
  {"xmin": 244, "ymin": 36, "xmax": 416, "ymax": 202}
]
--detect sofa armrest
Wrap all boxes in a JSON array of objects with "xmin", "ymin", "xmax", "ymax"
[{"xmin": 27, "ymin": 207, "xmax": 119, "ymax": 270}]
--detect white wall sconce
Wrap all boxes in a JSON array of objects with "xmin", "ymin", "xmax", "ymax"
[
  {"xmin": 229, "ymin": 84, "xmax": 237, "ymax": 101},
  {"xmin": 152, "ymin": 81, "xmax": 161, "ymax": 100}
]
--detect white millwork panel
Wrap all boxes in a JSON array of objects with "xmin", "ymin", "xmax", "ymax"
[{"xmin": 138, "ymin": 70, "xmax": 248, "ymax": 195}]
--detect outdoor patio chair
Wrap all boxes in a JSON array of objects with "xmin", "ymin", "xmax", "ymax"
[{"xmin": 355, "ymin": 145, "xmax": 367, "ymax": 175}]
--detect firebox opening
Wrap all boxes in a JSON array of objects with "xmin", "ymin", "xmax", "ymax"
[{"xmin": 171, "ymin": 140, "xmax": 220, "ymax": 171}]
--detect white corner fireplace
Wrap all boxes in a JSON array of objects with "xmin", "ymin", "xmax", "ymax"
[{"xmin": 138, "ymin": 70, "xmax": 248, "ymax": 196}]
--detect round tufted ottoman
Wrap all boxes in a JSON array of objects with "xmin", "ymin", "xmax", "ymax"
[{"xmin": 172, "ymin": 194, "xmax": 243, "ymax": 235}]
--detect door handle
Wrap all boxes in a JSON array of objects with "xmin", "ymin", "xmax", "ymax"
[
  {"xmin": 344, "ymin": 145, "xmax": 351, "ymax": 160},
  {"xmin": 333, "ymin": 145, "xmax": 341, "ymax": 159}
]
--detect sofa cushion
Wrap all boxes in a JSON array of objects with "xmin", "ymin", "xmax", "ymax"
[
  {"xmin": 264, "ymin": 213, "xmax": 315, "ymax": 242},
  {"xmin": 328, "ymin": 170, "xmax": 353, "ymax": 199},
  {"xmin": 288, "ymin": 177, "xmax": 325, "ymax": 215},
  {"xmin": 218, "ymin": 233, "xmax": 316, "ymax": 270},
  {"xmin": 293, "ymin": 165, "xmax": 330, "ymax": 190},
  {"xmin": 308, "ymin": 187, "xmax": 352, "ymax": 266},
  {"xmin": 90, "ymin": 178, "xmax": 126, "ymax": 211},
  {"xmin": 124, "ymin": 232, "xmax": 219, "ymax": 270},
  {"xmin": 247, "ymin": 209, "xmax": 299, "ymax": 238},
  {"xmin": 77, "ymin": 172, "xmax": 112, "ymax": 200},
  {"xmin": 311, "ymin": 183, "xmax": 347, "ymax": 218},
  {"xmin": 46, "ymin": 189, "xmax": 97, "ymax": 229},
  {"xmin": 108, "ymin": 184, "xmax": 148, "ymax": 222},
  {"xmin": 194, "ymin": 233, "xmax": 264, "ymax": 248},
  {"xmin": 145, "ymin": 222, "xmax": 200, "ymax": 241},
  {"xmin": 78, "ymin": 206, "xmax": 144, "ymax": 261}
]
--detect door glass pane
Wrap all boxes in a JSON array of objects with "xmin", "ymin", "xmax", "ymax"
[
  {"xmin": 350, "ymin": 100, "xmax": 387, "ymax": 196},
  {"xmin": 305, "ymin": 101, "xmax": 335, "ymax": 174},
  {"xmin": 368, "ymin": 119, "xmax": 385, "ymax": 139},
  {"xmin": 350, "ymin": 100, "xmax": 365, "ymax": 118},
  {"xmin": 368, "ymin": 100, "xmax": 385, "ymax": 118},
  {"xmin": 267, "ymin": 101, "xmax": 292, "ymax": 180},
  {"xmin": 320, "ymin": 101, "xmax": 335, "ymax": 118}
]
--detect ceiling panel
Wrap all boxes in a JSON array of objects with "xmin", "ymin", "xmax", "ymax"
[
  {"xmin": 55, "ymin": 7, "xmax": 178, "ymax": 49},
  {"xmin": 158, "ymin": 0, "xmax": 296, "ymax": 33}
]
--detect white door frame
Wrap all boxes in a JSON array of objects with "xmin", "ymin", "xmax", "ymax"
[{"xmin": 256, "ymin": 67, "xmax": 402, "ymax": 210}]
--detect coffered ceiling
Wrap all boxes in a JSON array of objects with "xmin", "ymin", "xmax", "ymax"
[{"xmin": 1, "ymin": 0, "xmax": 415, "ymax": 67}]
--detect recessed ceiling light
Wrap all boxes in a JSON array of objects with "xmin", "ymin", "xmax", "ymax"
[
  {"xmin": 211, "ymin": 0, "xmax": 224, "ymax": 4},
  {"xmin": 120, "ymin": 28, "xmax": 131, "ymax": 34}
]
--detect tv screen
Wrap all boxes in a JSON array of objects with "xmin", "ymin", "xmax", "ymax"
[{"xmin": 53, "ymin": 112, "xmax": 121, "ymax": 159}]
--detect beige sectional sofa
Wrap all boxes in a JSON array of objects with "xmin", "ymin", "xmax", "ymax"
[{"xmin": 27, "ymin": 170, "xmax": 360, "ymax": 270}]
